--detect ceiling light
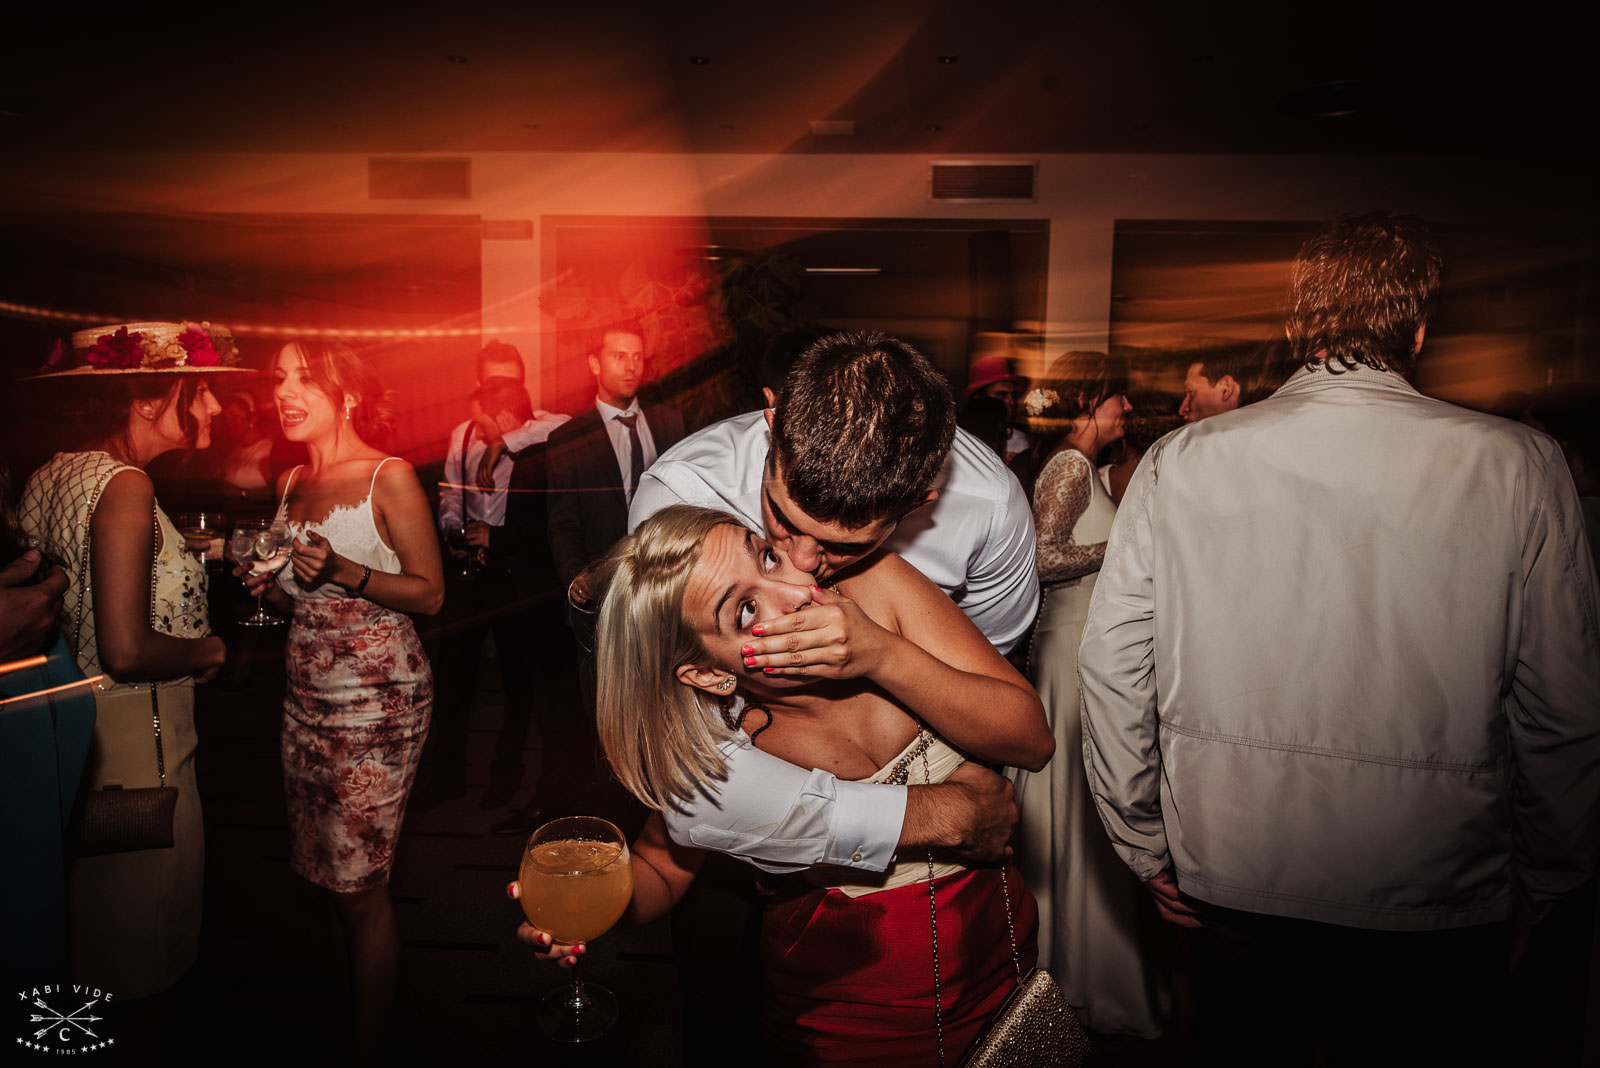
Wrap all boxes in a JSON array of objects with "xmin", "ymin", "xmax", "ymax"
[
  {"xmin": 689, "ymin": 56, "xmax": 711, "ymax": 65},
  {"xmin": 935, "ymin": 55, "xmax": 958, "ymax": 64}
]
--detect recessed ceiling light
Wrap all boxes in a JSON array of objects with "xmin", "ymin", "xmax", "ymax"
[
  {"xmin": 689, "ymin": 56, "xmax": 712, "ymax": 65},
  {"xmin": 446, "ymin": 55, "xmax": 469, "ymax": 64},
  {"xmin": 935, "ymin": 55, "xmax": 958, "ymax": 64}
]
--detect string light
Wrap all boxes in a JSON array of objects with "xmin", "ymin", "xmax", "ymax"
[{"xmin": 0, "ymin": 300, "xmax": 483, "ymax": 340}]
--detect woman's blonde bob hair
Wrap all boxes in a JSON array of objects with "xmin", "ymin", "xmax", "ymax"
[{"xmin": 593, "ymin": 504, "xmax": 745, "ymax": 811}]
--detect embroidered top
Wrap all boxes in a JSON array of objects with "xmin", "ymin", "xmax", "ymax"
[
  {"xmin": 275, "ymin": 459, "xmax": 404, "ymax": 600},
  {"xmin": 19, "ymin": 450, "xmax": 209, "ymax": 681}
]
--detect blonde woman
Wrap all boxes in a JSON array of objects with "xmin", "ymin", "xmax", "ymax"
[{"xmin": 515, "ymin": 504, "xmax": 1053, "ymax": 1066}]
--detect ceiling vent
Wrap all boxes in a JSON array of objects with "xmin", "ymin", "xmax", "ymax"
[
  {"xmin": 368, "ymin": 157, "xmax": 472, "ymax": 199},
  {"xmin": 929, "ymin": 161, "xmax": 1036, "ymax": 203}
]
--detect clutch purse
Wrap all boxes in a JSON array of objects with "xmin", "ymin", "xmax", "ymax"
[
  {"xmin": 960, "ymin": 967, "xmax": 1089, "ymax": 1068},
  {"xmin": 71, "ymin": 782, "xmax": 179, "ymax": 856}
]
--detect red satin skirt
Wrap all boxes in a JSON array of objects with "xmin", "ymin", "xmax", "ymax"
[{"xmin": 761, "ymin": 862, "xmax": 1038, "ymax": 1067}]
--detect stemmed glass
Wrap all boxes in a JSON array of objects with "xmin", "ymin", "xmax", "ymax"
[
  {"xmin": 175, "ymin": 511, "xmax": 227, "ymax": 561},
  {"xmin": 231, "ymin": 518, "xmax": 291, "ymax": 627},
  {"xmin": 444, "ymin": 523, "xmax": 483, "ymax": 580},
  {"xmin": 519, "ymin": 816, "xmax": 634, "ymax": 1043}
]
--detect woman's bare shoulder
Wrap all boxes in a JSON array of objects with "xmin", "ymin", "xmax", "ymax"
[{"xmin": 833, "ymin": 550, "xmax": 945, "ymax": 629}]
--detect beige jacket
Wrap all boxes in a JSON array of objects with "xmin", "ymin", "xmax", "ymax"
[{"xmin": 1078, "ymin": 365, "xmax": 1600, "ymax": 930}]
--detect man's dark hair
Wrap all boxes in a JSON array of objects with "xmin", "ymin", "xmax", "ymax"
[
  {"xmin": 476, "ymin": 340, "xmax": 524, "ymax": 382},
  {"xmin": 1192, "ymin": 337, "xmax": 1291, "ymax": 406},
  {"xmin": 589, "ymin": 318, "xmax": 647, "ymax": 356},
  {"xmin": 771, "ymin": 330, "xmax": 956, "ymax": 528},
  {"xmin": 1286, "ymin": 211, "xmax": 1443, "ymax": 378}
]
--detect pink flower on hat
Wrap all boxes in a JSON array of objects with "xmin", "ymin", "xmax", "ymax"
[
  {"xmin": 85, "ymin": 326, "xmax": 146, "ymax": 369},
  {"xmin": 177, "ymin": 325, "xmax": 222, "ymax": 367}
]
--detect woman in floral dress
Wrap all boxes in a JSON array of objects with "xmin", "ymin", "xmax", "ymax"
[
  {"xmin": 245, "ymin": 339, "xmax": 443, "ymax": 1064},
  {"xmin": 19, "ymin": 321, "xmax": 245, "ymax": 998}
]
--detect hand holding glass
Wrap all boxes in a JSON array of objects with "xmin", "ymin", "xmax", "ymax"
[
  {"xmin": 175, "ymin": 511, "xmax": 227, "ymax": 560},
  {"xmin": 518, "ymin": 816, "xmax": 633, "ymax": 1043},
  {"xmin": 231, "ymin": 519, "xmax": 290, "ymax": 626}
]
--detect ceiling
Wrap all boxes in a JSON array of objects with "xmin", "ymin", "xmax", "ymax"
[{"xmin": 3, "ymin": 2, "xmax": 1594, "ymax": 158}]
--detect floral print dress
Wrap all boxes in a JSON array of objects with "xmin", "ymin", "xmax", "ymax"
[{"xmin": 275, "ymin": 459, "xmax": 432, "ymax": 893}]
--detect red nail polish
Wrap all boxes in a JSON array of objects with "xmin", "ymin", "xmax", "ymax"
[
  {"xmin": 505, "ymin": 883, "xmax": 517, "ymax": 899},
  {"xmin": 763, "ymin": 667, "xmax": 773, "ymax": 674},
  {"xmin": 741, "ymin": 645, "xmax": 754, "ymax": 656},
  {"xmin": 752, "ymin": 624, "xmax": 765, "ymax": 636}
]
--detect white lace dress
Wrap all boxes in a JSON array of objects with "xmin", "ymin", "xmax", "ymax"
[
  {"xmin": 1011, "ymin": 446, "xmax": 1169, "ymax": 1037},
  {"xmin": 19, "ymin": 450, "xmax": 209, "ymax": 999},
  {"xmin": 274, "ymin": 459, "xmax": 432, "ymax": 893}
]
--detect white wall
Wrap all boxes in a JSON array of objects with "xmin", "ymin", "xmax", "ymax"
[{"xmin": 6, "ymin": 149, "xmax": 1592, "ymax": 405}]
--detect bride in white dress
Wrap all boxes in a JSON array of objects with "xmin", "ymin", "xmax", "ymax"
[{"xmin": 1010, "ymin": 351, "xmax": 1169, "ymax": 1038}]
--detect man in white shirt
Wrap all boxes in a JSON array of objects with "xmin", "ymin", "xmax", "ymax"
[
  {"xmin": 1078, "ymin": 212, "xmax": 1600, "ymax": 1062},
  {"xmin": 437, "ymin": 342, "xmax": 568, "ymax": 550},
  {"xmin": 629, "ymin": 329, "xmax": 1039, "ymax": 872},
  {"xmin": 425, "ymin": 343, "xmax": 568, "ymax": 808}
]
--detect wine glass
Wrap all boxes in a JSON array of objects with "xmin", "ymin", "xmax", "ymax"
[
  {"xmin": 519, "ymin": 816, "xmax": 633, "ymax": 1043},
  {"xmin": 445, "ymin": 523, "xmax": 483, "ymax": 580},
  {"xmin": 232, "ymin": 518, "xmax": 291, "ymax": 627},
  {"xmin": 175, "ymin": 511, "xmax": 227, "ymax": 562}
]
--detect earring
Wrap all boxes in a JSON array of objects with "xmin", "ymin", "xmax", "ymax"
[
  {"xmin": 717, "ymin": 677, "xmax": 736, "ymax": 692},
  {"xmin": 344, "ymin": 405, "xmax": 354, "ymax": 421}
]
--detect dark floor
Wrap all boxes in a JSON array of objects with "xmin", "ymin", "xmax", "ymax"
[{"xmin": 94, "ymin": 576, "xmax": 1600, "ymax": 1067}]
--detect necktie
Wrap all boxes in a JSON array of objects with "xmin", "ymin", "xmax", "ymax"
[{"xmin": 615, "ymin": 412, "xmax": 644, "ymax": 498}]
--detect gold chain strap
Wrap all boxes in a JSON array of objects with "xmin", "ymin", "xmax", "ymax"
[
  {"xmin": 927, "ymin": 746, "xmax": 1024, "ymax": 1067},
  {"xmin": 72, "ymin": 460, "xmax": 165, "ymax": 786},
  {"xmin": 148, "ymin": 510, "xmax": 165, "ymax": 787},
  {"xmin": 925, "ymin": 744, "xmax": 947, "ymax": 1068}
]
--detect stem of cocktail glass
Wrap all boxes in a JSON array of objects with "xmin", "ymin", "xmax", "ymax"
[{"xmin": 565, "ymin": 959, "xmax": 593, "ymax": 1016}]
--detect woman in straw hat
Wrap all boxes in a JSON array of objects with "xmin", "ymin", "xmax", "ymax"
[{"xmin": 18, "ymin": 321, "xmax": 250, "ymax": 999}]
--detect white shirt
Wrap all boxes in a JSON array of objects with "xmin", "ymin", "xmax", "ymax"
[
  {"xmin": 594, "ymin": 398, "xmax": 658, "ymax": 508},
  {"xmin": 437, "ymin": 412, "xmax": 569, "ymax": 532},
  {"xmin": 1079, "ymin": 365, "xmax": 1600, "ymax": 928},
  {"xmin": 629, "ymin": 409, "xmax": 1040, "ymax": 873}
]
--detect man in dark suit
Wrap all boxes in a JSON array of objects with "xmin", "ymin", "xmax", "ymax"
[
  {"xmin": 545, "ymin": 319, "xmax": 685, "ymax": 604},
  {"xmin": 492, "ymin": 319, "xmax": 683, "ymax": 835}
]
